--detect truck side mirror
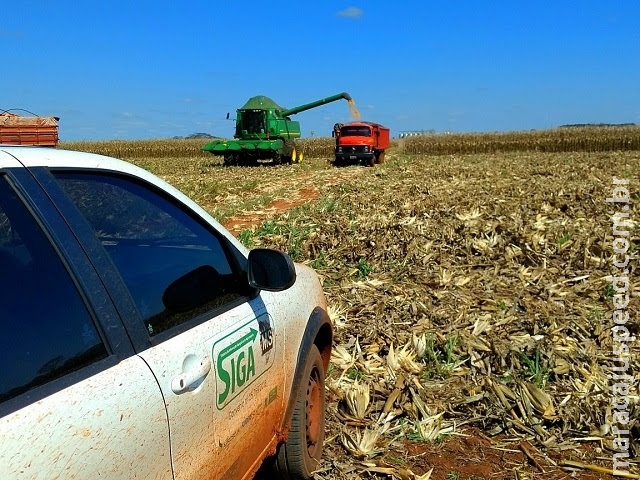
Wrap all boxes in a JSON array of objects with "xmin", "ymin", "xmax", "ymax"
[
  {"xmin": 331, "ymin": 131, "xmax": 335, "ymax": 137},
  {"xmin": 247, "ymin": 248, "xmax": 296, "ymax": 291}
]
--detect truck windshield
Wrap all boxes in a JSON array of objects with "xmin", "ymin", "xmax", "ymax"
[{"xmin": 341, "ymin": 126, "xmax": 371, "ymax": 137}]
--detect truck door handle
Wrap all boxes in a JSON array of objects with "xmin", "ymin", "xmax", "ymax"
[{"xmin": 171, "ymin": 358, "xmax": 212, "ymax": 394}]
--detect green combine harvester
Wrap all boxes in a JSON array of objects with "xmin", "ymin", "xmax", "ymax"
[{"xmin": 202, "ymin": 92, "xmax": 353, "ymax": 166}]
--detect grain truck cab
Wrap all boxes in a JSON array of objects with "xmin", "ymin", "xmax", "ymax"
[{"xmin": 333, "ymin": 121, "xmax": 390, "ymax": 166}]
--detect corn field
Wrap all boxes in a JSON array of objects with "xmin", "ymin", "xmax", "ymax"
[
  {"xmin": 61, "ymin": 125, "xmax": 640, "ymax": 160},
  {"xmin": 60, "ymin": 138, "xmax": 211, "ymax": 159},
  {"xmin": 400, "ymin": 125, "xmax": 640, "ymax": 155}
]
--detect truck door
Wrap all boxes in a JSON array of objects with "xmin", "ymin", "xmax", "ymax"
[{"xmin": 50, "ymin": 170, "xmax": 285, "ymax": 480}]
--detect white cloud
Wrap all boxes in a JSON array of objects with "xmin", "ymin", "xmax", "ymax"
[
  {"xmin": 447, "ymin": 110, "xmax": 464, "ymax": 122},
  {"xmin": 117, "ymin": 111, "xmax": 138, "ymax": 119},
  {"xmin": 337, "ymin": 7, "xmax": 363, "ymax": 18},
  {"xmin": 181, "ymin": 97, "xmax": 208, "ymax": 106}
]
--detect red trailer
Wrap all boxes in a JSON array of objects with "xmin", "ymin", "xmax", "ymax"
[
  {"xmin": 0, "ymin": 111, "xmax": 60, "ymax": 147},
  {"xmin": 332, "ymin": 121, "xmax": 390, "ymax": 166}
]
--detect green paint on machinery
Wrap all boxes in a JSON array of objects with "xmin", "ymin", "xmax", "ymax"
[{"xmin": 202, "ymin": 92, "xmax": 353, "ymax": 166}]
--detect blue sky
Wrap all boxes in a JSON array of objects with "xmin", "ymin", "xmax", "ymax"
[{"xmin": 2, "ymin": 1, "xmax": 639, "ymax": 141}]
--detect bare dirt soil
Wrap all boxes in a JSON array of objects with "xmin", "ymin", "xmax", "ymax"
[
  {"xmin": 218, "ymin": 165, "xmax": 366, "ymax": 234},
  {"xmin": 224, "ymin": 186, "xmax": 320, "ymax": 234}
]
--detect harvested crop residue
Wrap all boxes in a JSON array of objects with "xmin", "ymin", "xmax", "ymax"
[
  {"xmin": 245, "ymin": 150, "xmax": 640, "ymax": 479},
  {"xmin": 211, "ymin": 166, "xmax": 364, "ymax": 234}
]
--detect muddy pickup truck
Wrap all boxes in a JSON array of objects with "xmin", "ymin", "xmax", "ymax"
[{"xmin": 0, "ymin": 145, "xmax": 333, "ymax": 480}]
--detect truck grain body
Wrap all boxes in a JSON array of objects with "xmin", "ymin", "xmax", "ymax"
[
  {"xmin": 333, "ymin": 121, "xmax": 390, "ymax": 166},
  {"xmin": 0, "ymin": 113, "xmax": 59, "ymax": 147}
]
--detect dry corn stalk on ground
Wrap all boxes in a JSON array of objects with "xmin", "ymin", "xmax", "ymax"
[{"xmin": 238, "ymin": 150, "xmax": 639, "ymax": 479}]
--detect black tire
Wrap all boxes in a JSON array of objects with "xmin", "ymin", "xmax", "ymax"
[
  {"xmin": 273, "ymin": 344, "xmax": 325, "ymax": 479},
  {"xmin": 223, "ymin": 153, "xmax": 236, "ymax": 166},
  {"xmin": 281, "ymin": 141, "xmax": 294, "ymax": 165},
  {"xmin": 368, "ymin": 155, "xmax": 375, "ymax": 167}
]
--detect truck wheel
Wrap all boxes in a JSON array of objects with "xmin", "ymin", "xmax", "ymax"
[
  {"xmin": 273, "ymin": 344, "xmax": 325, "ymax": 478},
  {"xmin": 376, "ymin": 151, "xmax": 385, "ymax": 164}
]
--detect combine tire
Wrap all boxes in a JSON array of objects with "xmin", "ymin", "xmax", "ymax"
[{"xmin": 223, "ymin": 153, "xmax": 238, "ymax": 166}]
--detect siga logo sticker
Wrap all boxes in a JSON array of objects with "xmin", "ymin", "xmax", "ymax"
[{"xmin": 213, "ymin": 314, "xmax": 275, "ymax": 409}]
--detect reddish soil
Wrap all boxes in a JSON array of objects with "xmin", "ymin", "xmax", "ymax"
[
  {"xmin": 223, "ymin": 187, "xmax": 320, "ymax": 235},
  {"xmin": 399, "ymin": 427, "xmax": 609, "ymax": 479}
]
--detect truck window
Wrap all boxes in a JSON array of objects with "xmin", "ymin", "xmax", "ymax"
[
  {"xmin": 54, "ymin": 172, "xmax": 248, "ymax": 336},
  {"xmin": 340, "ymin": 126, "xmax": 371, "ymax": 137},
  {"xmin": 0, "ymin": 175, "xmax": 107, "ymax": 404}
]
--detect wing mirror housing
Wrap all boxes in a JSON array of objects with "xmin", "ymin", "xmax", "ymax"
[{"xmin": 247, "ymin": 248, "xmax": 296, "ymax": 291}]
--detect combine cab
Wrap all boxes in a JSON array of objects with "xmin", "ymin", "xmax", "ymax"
[
  {"xmin": 203, "ymin": 92, "xmax": 353, "ymax": 166},
  {"xmin": 0, "ymin": 111, "xmax": 59, "ymax": 147}
]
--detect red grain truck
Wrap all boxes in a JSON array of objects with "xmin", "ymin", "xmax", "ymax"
[
  {"xmin": 332, "ymin": 121, "xmax": 390, "ymax": 166},
  {"xmin": 0, "ymin": 111, "xmax": 60, "ymax": 147}
]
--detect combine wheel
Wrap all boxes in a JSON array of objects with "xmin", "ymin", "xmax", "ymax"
[
  {"xmin": 238, "ymin": 153, "xmax": 256, "ymax": 166},
  {"xmin": 223, "ymin": 153, "xmax": 237, "ymax": 166},
  {"xmin": 282, "ymin": 154, "xmax": 293, "ymax": 165},
  {"xmin": 280, "ymin": 143, "xmax": 294, "ymax": 165}
]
